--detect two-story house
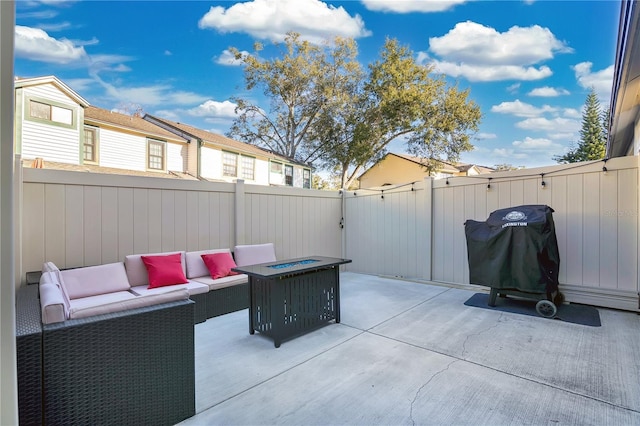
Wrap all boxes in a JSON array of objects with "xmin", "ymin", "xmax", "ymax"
[
  {"xmin": 14, "ymin": 75, "xmax": 195, "ymax": 179},
  {"xmin": 14, "ymin": 75, "xmax": 312, "ymax": 187},
  {"xmin": 144, "ymin": 115, "xmax": 312, "ymax": 188}
]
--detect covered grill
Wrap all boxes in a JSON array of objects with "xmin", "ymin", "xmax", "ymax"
[{"xmin": 464, "ymin": 204, "xmax": 563, "ymax": 317}]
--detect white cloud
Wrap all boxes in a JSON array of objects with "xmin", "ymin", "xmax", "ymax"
[
  {"xmin": 562, "ymin": 108, "xmax": 581, "ymax": 119},
  {"xmin": 15, "ymin": 25, "xmax": 87, "ymax": 64},
  {"xmin": 512, "ymin": 137, "xmax": 562, "ymax": 150},
  {"xmin": 572, "ymin": 61, "xmax": 614, "ymax": 101},
  {"xmin": 215, "ymin": 49, "xmax": 249, "ymax": 66},
  {"xmin": 422, "ymin": 21, "xmax": 571, "ymax": 82},
  {"xmin": 91, "ymin": 73, "xmax": 209, "ymax": 107},
  {"xmin": 491, "ymin": 99, "xmax": 557, "ymax": 118},
  {"xmin": 15, "ymin": 25, "xmax": 133, "ymax": 74},
  {"xmin": 548, "ymin": 132, "xmax": 575, "ymax": 140},
  {"xmin": 360, "ymin": 0, "xmax": 467, "ymax": 13},
  {"xmin": 492, "ymin": 148, "xmax": 529, "ymax": 160},
  {"xmin": 515, "ymin": 116, "xmax": 580, "ymax": 133},
  {"xmin": 152, "ymin": 109, "xmax": 181, "ymax": 122},
  {"xmin": 428, "ymin": 60, "xmax": 552, "ymax": 82},
  {"xmin": 188, "ymin": 100, "xmax": 239, "ymax": 119},
  {"xmin": 429, "ymin": 21, "xmax": 572, "ymax": 66},
  {"xmin": 475, "ymin": 132, "xmax": 497, "ymax": 140},
  {"xmin": 164, "ymin": 50, "xmax": 172, "ymax": 56},
  {"xmin": 198, "ymin": 0, "xmax": 371, "ymax": 44},
  {"xmin": 507, "ymin": 83, "xmax": 520, "ymax": 94},
  {"xmin": 64, "ymin": 78, "xmax": 95, "ymax": 93},
  {"xmin": 528, "ymin": 86, "xmax": 570, "ymax": 97}
]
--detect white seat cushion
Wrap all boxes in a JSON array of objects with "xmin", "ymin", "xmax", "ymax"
[
  {"xmin": 130, "ymin": 280, "xmax": 209, "ymax": 297},
  {"xmin": 68, "ymin": 289, "xmax": 189, "ymax": 320},
  {"xmin": 191, "ymin": 274, "xmax": 248, "ymax": 291}
]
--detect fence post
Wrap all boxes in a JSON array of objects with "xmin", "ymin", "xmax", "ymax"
[
  {"xmin": 423, "ymin": 176, "xmax": 433, "ymax": 281},
  {"xmin": 235, "ymin": 179, "xmax": 245, "ymax": 247},
  {"xmin": 14, "ymin": 155, "xmax": 22, "ymax": 287}
]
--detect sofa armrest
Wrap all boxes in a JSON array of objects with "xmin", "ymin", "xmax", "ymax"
[{"xmin": 39, "ymin": 276, "xmax": 67, "ymax": 324}]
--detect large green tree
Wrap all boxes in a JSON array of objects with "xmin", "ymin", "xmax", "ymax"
[
  {"xmin": 228, "ymin": 33, "xmax": 360, "ymax": 161},
  {"xmin": 555, "ymin": 88, "xmax": 607, "ymax": 163},
  {"xmin": 228, "ymin": 33, "xmax": 481, "ymax": 188}
]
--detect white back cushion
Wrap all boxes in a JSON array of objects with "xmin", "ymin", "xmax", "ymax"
[
  {"xmin": 124, "ymin": 251, "xmax": 186, "ymax": 287},
  {"xmin": 185, "ymin": 248, "xmax": 232, "ymax": 279},
  {"xmin": 233, "ymin": 243, "xmax": 276, "ymax": 267},
  {"xmin": 60, "ymin": 262, "xmax": 130, "ymax": 299}
]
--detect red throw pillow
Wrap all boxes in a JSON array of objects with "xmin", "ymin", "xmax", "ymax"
[
  {"xmin": 141, "ymin": 253, "xmax": 188, "ymax": 289},
  {"xmin": 201, "ymin": 253, "xmax": 240, "ymax": 279}
]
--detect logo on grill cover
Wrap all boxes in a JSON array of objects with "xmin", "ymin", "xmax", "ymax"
[{"xmin": 504, "ymin": 211, "xmax": 526, "ymax": 221}]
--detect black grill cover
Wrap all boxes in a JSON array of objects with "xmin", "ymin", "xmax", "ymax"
[{"xmin": 464, "ymin": 205, "xmax": 560, "ymax": 294}]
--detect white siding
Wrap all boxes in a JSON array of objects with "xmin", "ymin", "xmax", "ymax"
[
  {"xmin": 200, "ymin": 145, "xmax": 271, "ymax": 185},
  {"xmin": 166, "ymin": 141, "xmax": 187, "ymax": 172},
  {"xmin": 98, "ymin": 128, "xmax": 146, "ymax": 171},
  {"xmin": 23, "ymin": 83, "xmax": 79, "ymax": 106},
  {"xmin": 200, "ymin": 146, "xmax": 223, "ymax": 180},
  {"xmin": 18, "ymin": 84, "xmax": 82, "ymax": 164},
  {"xmin": 253, "ymin": 158, "xmax": 269, "ymax": 185},
  {"xmin": 21, "ymin": 120, "xmax": 80, "ymax": 163}
]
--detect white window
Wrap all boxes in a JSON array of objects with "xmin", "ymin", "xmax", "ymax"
[
  {"xmin": 285, "ymin": 165, "xmax": 293, "ymax": 186},
  {"xmin": 240, "ymin": 156, "xmax": 255, "ymax": 180},
  {"xmin": 29, "ymin": 100, "xmax": 73, "ymax": 126},
  {"xmin": 147, "ymin": 139, "xmax": 165, "ymax": 170},
  {"xmin": 223, "ymin": 152, "xmax": 238, "ymax": 177},
  {"xmin": 270, "ymin": 161, "xmax": 282, "ymax": 174},
  {"xmin": 83, "ymin": 126, "xmax": 98, "ymax": 163},
  {"xmin": 303, "ymin": 169, "xmax": 311, "ymax": 189}
]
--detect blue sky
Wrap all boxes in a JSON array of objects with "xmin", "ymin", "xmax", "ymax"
[{"xmin": 14, "ymin": 0, "xmax": 621, "ymax": 169}]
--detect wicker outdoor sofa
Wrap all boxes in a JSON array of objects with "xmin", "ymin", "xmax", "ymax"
[{"xmin": 15, "ymin": 244, "xmax": 276, "ymax": 425}]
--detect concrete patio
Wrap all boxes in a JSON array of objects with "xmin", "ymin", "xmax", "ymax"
[{"xmin": 180, "ymin": 272, "xmax": 640, "ymax": 425}]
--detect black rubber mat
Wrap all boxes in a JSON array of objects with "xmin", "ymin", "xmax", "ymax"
[{"xmin": 464, "ymin": 292, "xmax": 601, "ymax": 327}]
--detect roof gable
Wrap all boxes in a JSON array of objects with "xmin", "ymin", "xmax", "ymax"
[{"xmin": 14, "ymin": 75, "xmax": 89, "ymax": 107}]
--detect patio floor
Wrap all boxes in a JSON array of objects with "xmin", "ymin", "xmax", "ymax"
[{"xmin": 179, "ymin": 272, "xmax": 640, "ymax": 425}]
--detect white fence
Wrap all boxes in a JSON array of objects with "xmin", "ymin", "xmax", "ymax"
[
  {"xmin": 345, "ymin": 155, "xmax": 639, "ymax": 311},
  {"xmin": 18, "ymin": 168, "xmax": 343, "ymax": 278},
  {"xmin": 17, "ymin": 155, "xmax": 640, "ymax": 311}
]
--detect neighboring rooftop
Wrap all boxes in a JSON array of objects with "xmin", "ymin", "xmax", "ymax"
[
  {"xmin": 22, "ymin": 158, "xmax": 200, "ymax": 180},
  {"xmin": 144, "ymin": 114, "xmax": 310, "ymax": 167},
  {"xmin": 85, "ymin": 106, "xmax": 187, "ymax": 144}
]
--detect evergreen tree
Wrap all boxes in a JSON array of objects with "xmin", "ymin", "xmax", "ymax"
[{"xmin": 554, "ymin": 88, "xmax": 606, "ymax": 163}]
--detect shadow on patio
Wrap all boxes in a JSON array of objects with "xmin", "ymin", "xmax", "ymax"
[{"xmin": 180, "ymin": 272, "xmax": 640, "ymax": 425}]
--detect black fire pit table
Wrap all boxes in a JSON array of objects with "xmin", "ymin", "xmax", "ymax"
[{"xmin": 232, "ymin": 256, "xmax": 351, "ymax": 347}]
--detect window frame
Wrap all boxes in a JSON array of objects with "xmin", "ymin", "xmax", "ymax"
[
  {"xmin": 147, "ymin": 139, "xmax": 166, "ymax": 171},
  {"xmin": 303, "ymin": 169, "xmax": 311, "ymax": 189},
  {"xmin": 82, "ymin": 125, "xmax": 99, "ymax": 164},
  {"xmin": 240, "ymin": 155, "xmax": 255, "ymax": 180},
  {"xmin": 25, "ymin": 96, "xmax": 76, "ymax": 129},
  {"xmin": 270, "ymin": 161, "xmax": 283, "ymax": 174},
  {"xmin": 284, "ymin": 164, "xmax": 294, "ymax": 186},
  {"xmin": 222, "ymin": 151, "xmax": 238, "ymax": 177}
]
